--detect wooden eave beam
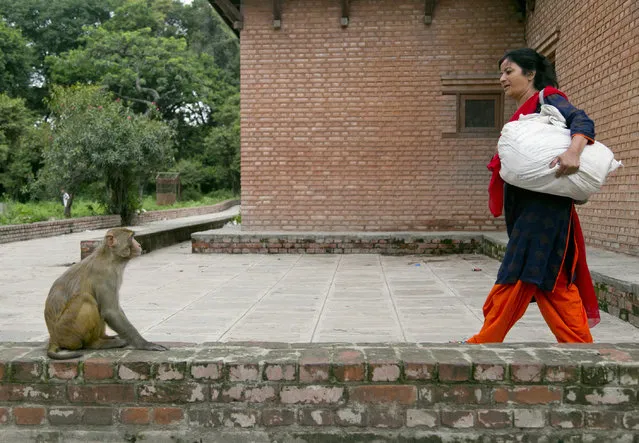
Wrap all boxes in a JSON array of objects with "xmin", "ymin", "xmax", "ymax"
[
  {"xmin": 424, "ymin": 0, "xmax": 436, "ymax": 24},
  {"xmin": 208, "ymin": 0, "xmax": 243, "ymax": 35},
  {"xmin": 341, "ymin": 0, "xmax": 349, "ymax": 27},
  {"xmin": 514, "ymin": 0, "xmax": 528, "ymax": 21},
  {"xmin": 273, "ymin": 0, "xmax": 282, "ymax": 29}
]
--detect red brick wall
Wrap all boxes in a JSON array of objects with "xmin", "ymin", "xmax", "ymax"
[
  {"xmin": 240, "ymin": 0, "xmax": 524, "ymax": 231},
  {"xmin": 0, "ymin": 343, "xmax": 636, "ymax": 440},
  {"xmin": 527, "ymin": 0, "xmax": 639, "ymax": 255}
]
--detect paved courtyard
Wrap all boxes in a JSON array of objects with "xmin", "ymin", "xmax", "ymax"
[{"xmin": 2, "ymin": 227, "xmax": 639, "ymax": 345}]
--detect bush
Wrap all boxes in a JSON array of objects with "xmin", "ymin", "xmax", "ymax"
[{"xmin": 180, "ymin": 187, "xmax": 203, "ymax": 202}]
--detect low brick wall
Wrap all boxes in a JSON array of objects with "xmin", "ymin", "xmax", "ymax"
[
  {"xmin": 0, "ymin": 343, "xmax": 636, "ymax": 441},
  {"xmin": 192, "ymin": 232, "xmax": 482, "ymax": 255},
  {"xmin": 0, "ymin": 199, "xmax": 239, "ymax": 244},
  {"xmin": 80, "ymin": 212, "xmax": 238, "ymax": 259},
  {"xmin": 594, "ymin": 279, "xmax": 639, "ymax": 329},
  {"xmin": 0, "ymin": 215, "xmax": 122, "ymax": 244},
  {"xmin": 132, "ymin": 199, "xmax": 239, "ymax": 224}
]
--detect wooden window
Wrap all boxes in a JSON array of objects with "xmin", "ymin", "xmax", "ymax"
[
  {"xmin": 459, "ymin": 93, "xmax": 502, "ymax": 133},
  {"xmin": 441, "ymin": 74, "xmax": 504, "ymax": 138}
]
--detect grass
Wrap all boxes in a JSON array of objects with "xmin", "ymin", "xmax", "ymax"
[
  {"xmin": 0, "ymin": 190, "xmax": 239, "ymax": 225},
  {"xmin": 0, "ymin": 199, "xmax": 107, "ymax": 225}
]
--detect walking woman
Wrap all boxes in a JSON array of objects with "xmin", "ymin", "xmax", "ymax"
[{"xmin": 467, "ymin": 48, "xmax": 600, "ymax": 344}]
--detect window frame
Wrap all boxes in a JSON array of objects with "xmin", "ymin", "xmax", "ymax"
[
  {"xmin": 457, "ymin": 92, "xmax": 503, "ymax": 134},
  {"xmin": 440, "ymin": 74, "xmax": 505, "ymax": 139}
]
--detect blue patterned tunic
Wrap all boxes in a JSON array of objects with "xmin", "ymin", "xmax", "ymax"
[{"xmin": 495, "ymin": 93, "xmax": 595, "ymax": 291}]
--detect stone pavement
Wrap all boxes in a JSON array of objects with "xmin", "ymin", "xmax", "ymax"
[{"xmin": 1, "ymin": 214, "xmax": 639, "ymax": 345}]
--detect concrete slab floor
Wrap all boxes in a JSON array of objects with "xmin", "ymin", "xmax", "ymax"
[{"xmin": 1, "ymin": 231, "xmax": 638, "ymax": 344}]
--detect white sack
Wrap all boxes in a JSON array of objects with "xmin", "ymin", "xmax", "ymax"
[{"xmin": 498, "ymin": 105, "xmax": 622, "ymax": 202}]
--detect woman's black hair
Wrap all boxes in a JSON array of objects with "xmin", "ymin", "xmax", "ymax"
[{"xmin": 499, "ymin": 48, "xmax": 558, "ymax": 90}]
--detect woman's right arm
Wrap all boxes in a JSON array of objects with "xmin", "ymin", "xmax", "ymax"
[
  {"xmin": 544, "ymin": 94, "xmax": 595, "ymax": 143},
  {"xmin": 544, "ymin": 94, "xmax": 595, "ymax": 176}
]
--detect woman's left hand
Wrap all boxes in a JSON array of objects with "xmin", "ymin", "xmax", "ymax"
[
  {"xmin": 549, "ymin": 135, "xmax": 588, "ymax": 177},
  {"xmin": 549, "ymin": 149, "xmax": 580, "ymax": 177}
]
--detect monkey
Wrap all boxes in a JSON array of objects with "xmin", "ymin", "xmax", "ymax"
[{"xmin": 44, "ymin": 227, "xmax": 168, "ymax": 359}]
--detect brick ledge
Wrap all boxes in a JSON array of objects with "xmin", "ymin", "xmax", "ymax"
[{"xmin": 0, "ymin": 342, "xmax": 637, "ymax": 441}]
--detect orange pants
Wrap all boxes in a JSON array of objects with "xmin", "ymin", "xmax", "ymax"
[{"xmin": 467, "ymin": 272, "xmax": 593, "ymax": 344}]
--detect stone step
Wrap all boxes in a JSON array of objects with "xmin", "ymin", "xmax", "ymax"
[{"xmin": 80, "ymin": 205, "xmax": 240, "ymax": 259}]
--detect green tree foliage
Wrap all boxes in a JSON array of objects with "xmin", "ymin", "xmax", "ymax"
[
  {"xmin": 0, "ymin": 0, "xmax": 123, "ymax": 111},
  {"xmin": 39, "ymin": 85, "xmax": 175, "ymax": 224},
  {"xmin": 0, "ymin": 0, "xmax": 123, "ymax": 62},
  {"xmin": 0, "ymin": 21, "xmax": 34, "ymax": 97},
  {"xmin": 2, "ymin": 0, "xmax": 240, "ymax": 201},
  {"xmin": 47, "ymin": 1, "xmax": 240, "ymax": 193},
  {"xmin": 48, "ymin": 26, "xmax": 230, "ymax": 120},
  {"xmin": 0, "ymin": 94, "xmax": 47, "ymax": 201},
  {"xmin": 202, "ymin": 92, "xmax": 240, "ymax": 192},
  {"xmin": 169, "ymin": 0, "xmax": 239, "ymax": 84},
  {"xmin": 3, "ymin": 123, "xmax": 51, "ymax": 202}
]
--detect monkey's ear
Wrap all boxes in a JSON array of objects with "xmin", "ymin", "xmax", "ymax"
[{"xmin": 106, "ymin": 234, "xmax": 117, "ymax": 248}]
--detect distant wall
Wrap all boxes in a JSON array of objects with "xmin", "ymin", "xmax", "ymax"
[
  {"xmin": 240, "ymin": 0, "xmax": 524, "ymax": 231},
  {"xmin": 0, "ymin": 216, "xmax": 121, "ymax": 245},
  {"xmin": 0, "ymin": 199, "xmax": 239, "ymax": 244}
]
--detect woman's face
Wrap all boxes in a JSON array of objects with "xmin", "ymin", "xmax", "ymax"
[{"xmin": 499, "ymin": 58, "xmax": 536, "ymax": 100}]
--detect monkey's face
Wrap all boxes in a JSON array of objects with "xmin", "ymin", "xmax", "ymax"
[
  {"xmin": 130, "ymin": 237, "xmax": 142, "ymax": 257},
  {"xmin": 106, "ymin": 229, "xmax": 142, "ymax": 259}
]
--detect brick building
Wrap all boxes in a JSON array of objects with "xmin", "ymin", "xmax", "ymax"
[
  {"xmin": 525, "ymin": 0, "xmax": 639, "ymax": 254},
  {"xmin": 210, "ymin": 0, "xmax": 638, "ymax": 255}
]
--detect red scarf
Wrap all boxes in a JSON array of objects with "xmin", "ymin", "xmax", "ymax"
[{"xmin": 488, "ymin": 87, "xmax": 600, "ymax": 327}]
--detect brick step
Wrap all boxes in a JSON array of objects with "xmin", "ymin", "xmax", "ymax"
[{"xmin": 192, "ymin": 230, "xmax": 484, "ymax": 255}]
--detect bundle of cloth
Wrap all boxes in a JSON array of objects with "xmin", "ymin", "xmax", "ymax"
[{"xmin": 498, "ymin": 104, "xmax": 622, "ymax": 202}]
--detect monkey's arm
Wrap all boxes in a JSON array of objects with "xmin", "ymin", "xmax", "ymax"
[
  {"xmin": 95, "ymin": 284, "xmax": 167, "ymax": 351},
  {"xmin": 101, "ymin": 307, "xmax": 166, "ymax": 351}
]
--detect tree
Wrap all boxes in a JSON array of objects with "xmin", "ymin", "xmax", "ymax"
[
  {"xmin": 39, "ymin": 85, "xmax": 175, "ymax": 224},
  {"xmin": 0, "ymin": 21, "xmax": 34, "ymax": 98},
  {"xmin": 0, "ymin": 94, "xmax": 43, "ymax": 201},
  {"xmin": 0, "ymin": 0, "xmax": 123, "ymax": 111},
  {"xmin": 3, "ymin": 123, "xmax": 51, "ymax": 203},
  {"xmin": 169, "ymin": 0, "xmax": 239, "ymax": 84},
  {"xmin": 0, "ymin": 0, "xmax": 123, "ymax": 62},
  {"xmin": 101, "ymin": 0, "xmax": 239, "ymax": 82},
  {"xmin": 46, "ymin": 7, "xmax": 240, "ymax": 191},
  {"xmin": 48, "ymin": 27, "xmax": 228, "ymax": 117},
  {"xmin": 201, "ymin": 92, "xmax": 240, "ymax": 192},
  {"xmin": 3, "ymin": 0, "xmax": 241, "ymax": 199},
  {"xmin": 47, "ymin": 23, "xmax": 237, "ymax": 160}
]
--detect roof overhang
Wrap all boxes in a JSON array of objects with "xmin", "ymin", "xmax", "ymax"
[
  {"xmin": 208, "ymin": 0, "xmax": 242, "ymax": 36},
  {"xmin": 208, "ymin": 0, "xmax": 527, "ymax": 37}
]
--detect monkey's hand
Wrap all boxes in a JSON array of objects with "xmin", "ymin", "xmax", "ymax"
[{"xmin": 137, "ymin": 341, "xmax": 169, "ymax": 351}]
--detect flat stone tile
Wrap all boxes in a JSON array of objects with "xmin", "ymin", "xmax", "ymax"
[{"xmin": 2, "ymin": 227, "xmax": 639, "ymax": 345}]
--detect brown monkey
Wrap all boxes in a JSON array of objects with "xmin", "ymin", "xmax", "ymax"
[{"xmin": 44, "ymin": 228, "xmax": 167, "ymax": 359}]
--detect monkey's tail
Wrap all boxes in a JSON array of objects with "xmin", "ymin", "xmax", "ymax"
[{"xmin": 47, "ymin": 342, "xmax": 83, "ymax": 360}]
